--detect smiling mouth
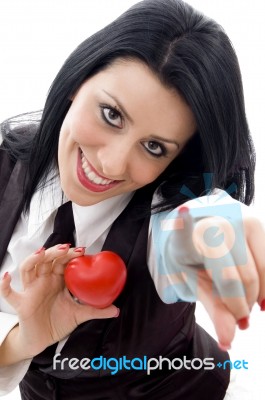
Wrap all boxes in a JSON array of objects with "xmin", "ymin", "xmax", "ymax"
[
  {"xmin": 81, "ymin": 152, "xmax": 115, "ymax": 185},
  {"xmin": 77, "ymin": 150, "xmax": 121, "ymax": 192}
]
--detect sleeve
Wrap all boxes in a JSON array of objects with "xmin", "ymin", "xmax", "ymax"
[
  {"xmin": 147, "ymin": 223, "xmax": 177, "ymax": 303},
  {"xmin": 146, "ymin": 212, "xmax": 188, "ymax": 304},
  {"xmin": 0, "ymin": 312, "xmax": 32, "ymax": 396}
]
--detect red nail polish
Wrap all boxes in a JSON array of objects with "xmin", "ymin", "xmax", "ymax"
[
  {"xmin": 114, "ymin": 308, "xmax": 120, "ymax": 318},
  {"xmin": 178, "ymin": 206, "xmax": 189, "ymax": 214},
  {"xmin": 2, "ymin": 272, "xmax": 9, "ymax": 280},
  {"xmin": 58, "ymin": 244, "xmax": 71, "ymax": 250},
  {"xmin": 260, "ymin": 299, "xmax": 265, "ymax": 311},
  {"xmin": 34, "ymin": 247, "xmax": 45, "ymax": 254},
  {"xmin": 74, "ymin": 247, "xmax": 86, "ymax": 253},
  {"xmin": 237, "ymin": 317, "xmax": 249, "ymax": 330}
]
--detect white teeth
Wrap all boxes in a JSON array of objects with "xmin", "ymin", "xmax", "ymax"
[
  {"xmin": 82, "ymin": 160, "xmax": 88, "ymax": 168},
  {"xmin": 80, "ymin": 152, "xmax": 114, "ymax": 186},
  {"xmin": 87, "ymin": 171, "xmax": 96, "ymax": 181},
  {"xmin": 94, "ymin": 176, "xmax": 103, "ymax": 184}
]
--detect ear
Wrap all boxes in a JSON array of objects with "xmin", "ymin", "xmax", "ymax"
[{"xmin": 69, "ymin": 93, "xmax": 75, "ymax": 102}]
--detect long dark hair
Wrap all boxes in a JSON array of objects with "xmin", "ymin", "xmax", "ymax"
[{"xmin": 1, "ymin": 0, "xmax": 255, "ymax": 212}]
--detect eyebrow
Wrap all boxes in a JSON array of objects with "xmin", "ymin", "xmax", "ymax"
[
  {"xmin": 102, "ymin": 90, "xmax": 134, "ymax": 123},
  {"xmin": 151, "ymin": 135, "xmax": 179, "ymax": 149},
  {"xmin": 102, "ymin": 89, "xmax": 180, "ymax": 149}
]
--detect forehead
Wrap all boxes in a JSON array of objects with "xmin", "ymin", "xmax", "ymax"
[{"xmin": 76, "ymin": 59, "xmax": 196, "ymax": 141}]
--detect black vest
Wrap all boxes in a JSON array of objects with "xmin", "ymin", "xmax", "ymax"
[{"xmin": 0, "ymin": 148, "xmax": 230, "ymax": 400}]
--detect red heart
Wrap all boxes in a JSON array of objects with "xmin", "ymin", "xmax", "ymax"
[{"xmin": 64, "ymin": 251, "xmax": 127, "ymax": 308}]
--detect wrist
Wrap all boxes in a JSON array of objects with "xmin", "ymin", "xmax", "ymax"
[{"xmin": 0, "ymin": 324, "xmax": 35, "ymax": 366}]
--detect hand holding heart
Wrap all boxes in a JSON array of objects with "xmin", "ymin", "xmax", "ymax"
[
  {"xmin": 64, "ymin": 252, "xmax": 127, "ymax": 308},
  {"xmin": 0, "ymin": 245, "xmax": 120, "ymax": 360}
]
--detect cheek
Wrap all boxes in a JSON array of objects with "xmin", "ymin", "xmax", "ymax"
[
  {"xmin": 61, "ymin": 108, "xmax": 100, "ymax": 146},
  {"xmin": 74, "ymin": 126, "xmax": 95, "ymax": 146},
  {"xmin": 131, "ymin": 161, "xmax": 170, "ymax": 187}
]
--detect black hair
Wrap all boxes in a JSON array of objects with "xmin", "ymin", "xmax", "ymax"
[{"xmin": 1, "ymin": 0, "xmax": 255, "ymax": 212}]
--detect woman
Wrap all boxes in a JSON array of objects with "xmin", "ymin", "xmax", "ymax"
[{"xmin": 0, "ymin": 0, "xmax": 264, "ymax": 398}]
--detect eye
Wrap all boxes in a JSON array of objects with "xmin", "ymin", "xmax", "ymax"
[
  {"xmin": 100, "ymin": 105, "xmax": 123, "ymax": 128},
  {"xmin": 142, "ymin": 141, "xmax": 167, "ymax": 157}
]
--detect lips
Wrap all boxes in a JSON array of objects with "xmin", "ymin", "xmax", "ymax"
[{"xmin": 77, "ymin": 149, "xmax": 121, "ymax": 192}]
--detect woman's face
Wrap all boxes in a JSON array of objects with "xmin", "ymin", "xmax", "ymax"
[{"xmin": 58, "ymin": 59, "xmax": 196, "ymax": 205}]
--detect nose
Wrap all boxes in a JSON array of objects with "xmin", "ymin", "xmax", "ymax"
[{"xmin": 97, "ymin": 139, "xmax": 132, "ymax": 179}]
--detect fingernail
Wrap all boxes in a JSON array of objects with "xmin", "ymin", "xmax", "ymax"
[
  {"xmin": 178, "ymin": 206, "xmax": 189, "ymax": 214},
  {"xmin": 237, "ymin": 317, "xmax": 249, "ymax": 330},
  {"xmin": 114, "ymin": 308, "xmax": 120, "ymax": 318},
  {"xmin": 2, "ymin": 272, "xmax": 9, "ymax": 280},
  {"xmin": 74, "ymin": 247, "xmax": 86, "ymax": 253},
  {"xmin": 34, "ymin": 247, "xmax": 45, "ymax": 254},
  {"xmin": 218, "ymin": 342, "xmax": 231, "ymax": 351},
  {"xmin": 58, "ymin": 244, "xmax": 71, "ymax": 250},
  {"xmin": 260, "ymin": 299, "xmax": 265, "ymax": 311}
]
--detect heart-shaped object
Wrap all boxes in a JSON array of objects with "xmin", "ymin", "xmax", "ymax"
[{"xmin": 64, "ymin": 251, "xmax": 127, "ymax": 308}]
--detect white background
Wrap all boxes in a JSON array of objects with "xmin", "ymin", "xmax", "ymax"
[{"xmin": 0, "ymin": 1, "xmax": 264, "ymax": 399}]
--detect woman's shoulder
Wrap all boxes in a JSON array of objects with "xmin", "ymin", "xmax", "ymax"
[
  {"xmin": 0, "ymin": 110, "xmax": 42, "ymax": 160},
  {"xmin": 1, "ymin": 110, "xmax": 42, "ymax": 140}
]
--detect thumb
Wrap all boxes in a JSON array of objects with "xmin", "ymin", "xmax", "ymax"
[
  {"xmin": 167, "ymin": 206, "xmax": 204, "ymax": 267},
  {"xmin": 75, "ymin": 303, "xmax": 120, "ymax": 324},
  {"xmin": 151, "ymin": 205, "xmax": 203, "ymax": 278},
  {"xmin": 0, "ymin": 272, "xmax": 21, "ymax": 309}
]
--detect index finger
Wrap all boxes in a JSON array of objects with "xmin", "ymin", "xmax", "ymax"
[{"xmin": 52, "ymin": 247, "xmax": 86, "ymax": 275}]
